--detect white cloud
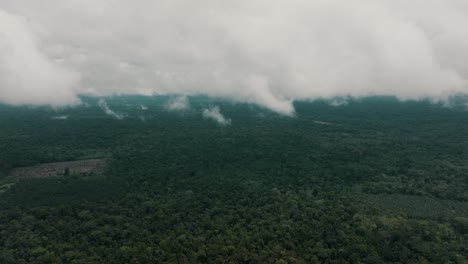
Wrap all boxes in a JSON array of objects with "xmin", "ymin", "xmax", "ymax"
[
  {"xmin": 1, "ymin": 1, "xmax": 468, "ymax": 114},
  {"xmin": 98, "ymin": 99, "xmax": 126, "ymax": 120},
  {"xmin": 50, "ymin": 115, "xmax": 68, "ymax": 120},
  {"xmin": 328, "ymin": 97, "xmax": 349, "ymax": 107},
  {"xmin": 0, "ymin": 8, "xmax": 79, "ymax": 106},
  {"xmin": 165, "ymin": 96, "xmax": 190, "ymax": 111},
  {"xmin": 203, "ymin": 106, "xmax": 231, "ymax": 125}
]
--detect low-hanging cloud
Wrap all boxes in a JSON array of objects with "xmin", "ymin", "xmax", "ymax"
[
  {"xmin": 165, "ymin": 96, "xmax": 190, "ymax": 111},
  {"xmin": 98, "ymin": 99, "xmax": 126, "ymax": 120},
  {"xmin": 0, "ymin": 8, "xmax": 79, "ymax": 106},
  {"xmin": 50, "ymin": 115, "xmax": 69, "ymax": 120},
  {"xmin": 203, "ymin": 106, "xmax": 231, "ymax": 125},
  {"xmin": 1, "ymin": 0, "xmax": 468, "ymax": 114}
]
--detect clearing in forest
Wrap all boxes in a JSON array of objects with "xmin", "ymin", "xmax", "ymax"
[{"xmin": 8, "ymin": 159, "xmax": 108, "ymax": 178}]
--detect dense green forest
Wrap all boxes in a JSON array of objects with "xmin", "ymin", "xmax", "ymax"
[{"xmin": 1, "ymin": 96, "xmax": 468, "ymax": 263}]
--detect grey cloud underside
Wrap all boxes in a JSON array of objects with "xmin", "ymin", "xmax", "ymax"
[{"xmin": 1, "ymin": 0, "xmax": 468, "ymax": 114}]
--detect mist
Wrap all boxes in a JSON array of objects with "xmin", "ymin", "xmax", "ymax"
[
  {"xmin": 1, "ymin": 0, "xmax": 468, "ymax": 114},
  {"xmin": 98, "ymin": 99, "xmax": 126, "ymax": 120},
  {"xmin": 203, "ymin": 106, "xmax": 231, "ymax": 125},
  {"xmin": 165, "ymin": 96, "xmax": 190, "ymax": 111}
]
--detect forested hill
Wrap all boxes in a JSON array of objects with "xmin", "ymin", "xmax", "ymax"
[{"xmin": 0, "ymin": 96, "xmax": 468, "ymax": 263}]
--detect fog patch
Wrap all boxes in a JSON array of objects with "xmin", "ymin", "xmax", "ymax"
[
  {"xmin": 328, "ymin": 98, "xmax": 349, "ymax": 107},
  {"xmin": 165, "ymin": 96, "xmax": 190, "ymax": 111},
  {"xmin": 98, "ymin": 99, "xmax": 126, "ymax": 120},
  {"xmin": 203, "ymin": 106, "xmax": 231, "ymax": 126},
  {"xmin": 138, "ymin": 115, "xmax": 147, "ymax": 122},
  {"xmin": 50, "ymin": 115, "xmax": 68, "ymax": 120},
  {"xmin": 312, "ymin": 120, "xmax": 334, "ymax": 125}
]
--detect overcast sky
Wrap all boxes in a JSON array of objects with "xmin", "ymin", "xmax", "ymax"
[{"xmin": 1, "ymin": 0, "xmax": 468, "ymax": 114}]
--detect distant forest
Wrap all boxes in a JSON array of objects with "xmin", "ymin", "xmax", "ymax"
[{"xmin": 1, "ymin": 96, "xmax": 467, "ymax": 263}]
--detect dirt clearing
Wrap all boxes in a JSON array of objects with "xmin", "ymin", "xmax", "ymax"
[{"xmin": 8, "ymin": 159, "xmax": 108, "ymax": 178}]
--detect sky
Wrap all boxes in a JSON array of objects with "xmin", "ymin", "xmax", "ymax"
[{"xmin": 1, "ymin": 0, "xmax": 468, "ymax": 115}]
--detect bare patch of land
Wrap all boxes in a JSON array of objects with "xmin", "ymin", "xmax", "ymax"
[{"xmin": 8, "ymin": 159, "xmax": 108, "ymax": 178}]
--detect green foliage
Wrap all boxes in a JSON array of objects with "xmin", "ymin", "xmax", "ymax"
[{"xmin": 0, "ymin": 96, "xmax": 467, "ymax": 263}]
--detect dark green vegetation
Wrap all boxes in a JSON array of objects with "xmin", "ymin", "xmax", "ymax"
[{"xmin": 1, "ymin": 96, "xmax": 468, "ymax": 263}]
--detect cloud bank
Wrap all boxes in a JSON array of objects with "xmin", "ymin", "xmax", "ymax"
[
  {"xmin": 203, "ymin": 106, "xmax": 231, "ymax": 125},
  {"xmin": 0, "ymin": 8, "xmax": 79, "ymax": 106},
  {"xmin": 1, "ymin": 0, "xmax": 468, "ymax": 114}
]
